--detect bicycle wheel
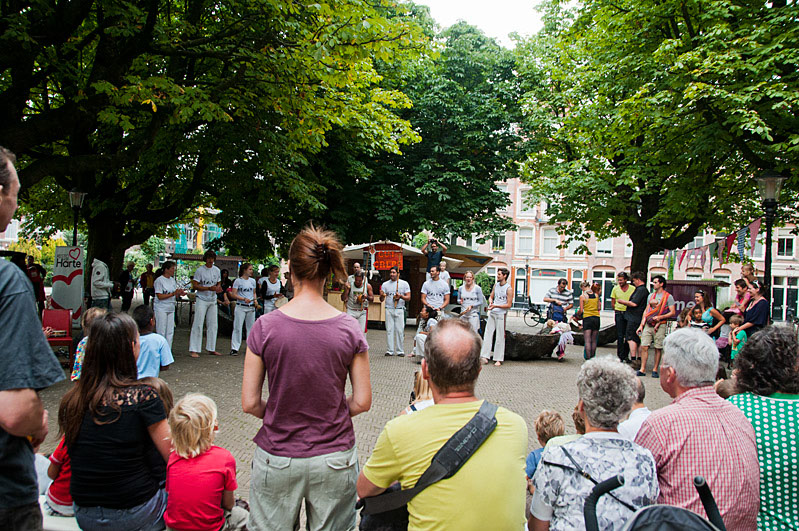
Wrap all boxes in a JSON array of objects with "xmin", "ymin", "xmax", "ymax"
[{"xmin": 524, "ymin": 310, "xmax": 540, "ymax": 328}]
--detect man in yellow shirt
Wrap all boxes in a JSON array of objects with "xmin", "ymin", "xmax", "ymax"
[
  {"xmin": 357, "ymin": 319, "xmax": 528, "ymax": 530},
  {"xmin": 610, "ymin": 272, "xmax": 634, "ymax": 362}
]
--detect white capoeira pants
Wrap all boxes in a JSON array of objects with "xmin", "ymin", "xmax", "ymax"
[
  {"xmin": 480, "ymin": 312, "xmax": 506, "ymax": 362},
  {"xmin": 154, "ymin": 308, "xmax": 175, "ymax": 349},
  {"xmin": 346, "ymin": 308, "xmax": 367, "ymax": 333},
  {"xmin": 461, "ymin": 314, "xmax": 480, "ymax": 334},
  {"xmin": 385, "ymin": 308, "xmax": 405, "ymax": 355},
  {"xmin": 413, "ymin": 333, "xmax": 428, "ymax": 357},
  {"xmin": 231, "ymin": 305, "xmax": 256, "ymax": 352},
  {"xmin": 190, "ymin": 298, "xmax": 218, "ymax": 353}
]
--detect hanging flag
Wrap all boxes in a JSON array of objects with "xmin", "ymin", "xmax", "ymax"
[
  {"xmin": 708, "ymin": 242, "xmax": 718, "ymax": 270},
  {"xmin": 716, "ymin": 239, "xmax": 725, "ymax": 265},
  {"xmin": 660, "ymin": 251, "xmax": 667, "ymax": 267},
  {"xmin": 678, "ymin": 249, "xmax": 688, "ymax": 268},
  {"xmin": 725, "ymin": 233, "xmax": 737, "ymax": 258},
  {"xmin": 667, "ymin": 250, "xmax": 673, "ymax": 271},
  {"xmin": 737, "ymin": 229, "xmax": 748, "ymax": 259},
  {"xmin": 700, "ymin": 246, "xmax": 707, "ymax": 269},
  {"xmin": 749, "ymin": 218, "xmax": 762, "ymax": 252}
]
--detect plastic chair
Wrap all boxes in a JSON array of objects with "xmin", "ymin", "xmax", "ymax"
[{"xmin": 42, "ymin": 309, "xmax": 73, "ymax": 350}]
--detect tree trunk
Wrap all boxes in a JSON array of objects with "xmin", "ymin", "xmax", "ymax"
[
  {"xmin": 629, "ymin": 243, "xmax": 656, "ymax": 275},
  {"xmin": 85, "ymin": 214, "xmax": 128, "ymax": 291}
]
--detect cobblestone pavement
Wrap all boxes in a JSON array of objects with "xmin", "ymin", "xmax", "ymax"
[{"xmin": 38, "ymin": 301, "xmax": 672, "ymax": 501}]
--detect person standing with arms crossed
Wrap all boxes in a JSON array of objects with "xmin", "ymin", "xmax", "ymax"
[
  {"xmin": 481, "ymin": 268, "xmax": 512, "ymax": 366},
  {"xmin": 380, "ymin": 267, "xmax": 411, "ymax": 356},
  {"xmin": 190, "ymin": 250, "xmax": 222, "ymax": 358},
  {"xmin": 610, "ymin": 272, "xmax": 633, "ymax": 362},
  {"xmin": 341, "ymin": 270, "xmax": 373, "ymax": 333}
]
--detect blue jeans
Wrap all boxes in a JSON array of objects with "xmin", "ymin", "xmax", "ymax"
[{"xmin": 75, "ymin": 489, "xmax": 167, "ymax": 531}]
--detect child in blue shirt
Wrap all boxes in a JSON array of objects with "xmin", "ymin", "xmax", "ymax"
[
  {"xmin": 133, "ymin": 305, "xmax": 174, "ymax": 378},
  {"xmin": 526, "ymin": 410, "xmax": 565, "ymax": 493}
]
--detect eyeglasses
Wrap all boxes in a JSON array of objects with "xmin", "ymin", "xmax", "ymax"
[{"xmin": 696, "ymin": 290, "xmax": 706, "ymax": 295}]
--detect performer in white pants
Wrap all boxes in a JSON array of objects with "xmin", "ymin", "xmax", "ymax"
[
  {"xmin": 458, "ymin": 270, "xmax": 484, "ymax": 333},
  {"xmin": 413, "ymin": 306, "xmax": 438, "ymax": 356},
  {"xmin": 189, "ymin": 250, "xmax": 222, "ymax": 357},
  {"xmin": 230, "ymin": 262, "xmax": 261, "ymax": 355},
  {"xmin": 153, "ymin": 261, "xmax": 185, "ymax": 350},
  {"xmin": 480, "ymin": 268, "xmax": 513, "ymax": 366},
  {"xmin": 259, "ymin": 264, "xmax": 284, "ymax": 315},
  {"xmin": 380, "ymin": 267, "xmax": 411, "ymax": 356},
  {"xmin": 341, "ymin": 270, "xmax": 373, "ymax": 332}
]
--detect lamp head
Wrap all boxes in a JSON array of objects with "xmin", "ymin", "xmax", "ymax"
[
  {"xmin": 757, "ymin": 170, "xmax": 787, "ymax": 202},
  {"xmin": 69, "ymin": 189, "xmax": 87, "ymax": 209}
]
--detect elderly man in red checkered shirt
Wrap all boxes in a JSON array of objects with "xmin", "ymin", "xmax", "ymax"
[{"xmin": 635, "ymin": 327, "xmax": 759, "ymax": 530}]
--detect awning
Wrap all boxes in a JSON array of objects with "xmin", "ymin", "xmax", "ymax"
[
  {"xmin": 342, "ymin": 241, "xmax": 464, "ymax": 268},
  {"xmin": 168, "ymin": 253, "xmax": 245, "ymax": 262},
  {"xmin": 443, "ymin": 244, "xmax": 494, "ymax": 269}
]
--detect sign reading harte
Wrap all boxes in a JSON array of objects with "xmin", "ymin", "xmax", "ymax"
[
  {"xmin": 372, "ymin": 243, "xmax": 403, "ymax": 271},
  {"xmin": 51, "ymin": 246, "xmax": 84, "ymax": 325}
]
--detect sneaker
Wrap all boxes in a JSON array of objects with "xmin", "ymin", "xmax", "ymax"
[
  {"xmin": 385, "ymin": 352, "xmax": 393, "ymax": 356},
  {"xmin": 651, "ymin": 371, "xmax": 659, "ymax": 378},
  {"xmin": 636, "ymin": 370, "xmax": 646, "ymax": 377},
  {"xmin": 557, "ymin": 350, "xmax": 566, "ymax": 361},
  {"xmin": 397, "ymin": 353, "xmax": 405, "ymax": 357},
  {"xmin": 230, "ymin": 349, "xmax": 238, "ymax": 356}
]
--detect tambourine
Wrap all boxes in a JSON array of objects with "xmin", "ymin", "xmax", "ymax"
[{"xmin": 274, "ymin": 296, "xmax": 289, "ymax": 308}]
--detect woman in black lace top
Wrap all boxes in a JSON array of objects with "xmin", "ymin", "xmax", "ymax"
[{"xmin": 58, "ymin": 312, "xmax": 171, "ymax": 531}]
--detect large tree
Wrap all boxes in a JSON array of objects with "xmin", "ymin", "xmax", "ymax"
[
  {"xmin": 516, "ymin": 0, "xmax": 797, "ymax": 271},
  {"xmin": 2, "ymin": 0, "xmax": 429, "ymax": 272},
  {"xmin": 296, "ymin": 21, "xmax": 523, "ymax": 245}
]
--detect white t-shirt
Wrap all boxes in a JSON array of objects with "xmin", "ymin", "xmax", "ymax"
[
  {"xmin": 153, "ymin": 275, "xmax": 177, "ymax": 312},
  {"xmin": 381, "ymin": 279, "xmax": 411, "ymax": 310},
  {"xmin": 233, "ymin": 277, "xmax": 256, "ymax": 306},
  {"xmin": 261, "ymin": 277, "xmax": 282, "ymax": 311},
  {"xmin": 421, "ymin": 279, "xmax": 450, "ymax": 310},
  {"xmin": 439, "ymin": 270, "xmax": 451, "ymax": 284},
  {"xmin": 193, "ymin": 265, "xmax": 221, "ymax": 301},
  {"xmin": 458, "ymin": 285, "xmax": 484, "ymax": 317},
  {"xmin": 491, "ymin": 282, "xmax": 512, "ymax": 316}
]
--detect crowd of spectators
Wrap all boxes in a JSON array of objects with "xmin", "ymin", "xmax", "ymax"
[{"xmin": 1, "ymin": 143, "xmax": 796, "ymax": 531}]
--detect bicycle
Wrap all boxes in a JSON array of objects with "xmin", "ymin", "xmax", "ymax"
[{"xmin": 523, "ymin": 300, "xmax": 548, "ymax": 333}]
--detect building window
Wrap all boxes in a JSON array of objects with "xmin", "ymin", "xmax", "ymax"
[
  {"xmin": 690, "ymin": 232, "xmax": 706, "ymax": 249},
  {"xmin": 518, "ymin": 188, "xmax": 536, "ymax": 217},
  {"xmin": 686, "ymin": 273, "xmax": 703, "ymax": 280},
  {"xmin": 753, "ymin": 237, "xmax": 765, "ymax": 260},
  {"xmin": 596, "ymin": 237, "xmax": 613, "ymax": 256},
  {"xmin": 492, "ymin": 234, "xmax": 506, "ymax": 252},
  {"xmin": 485, "ymin": 267, "xmax": 497, "ymax": 282},
  {"xmin": 449, "ymin": 235, "xmax": 458, "ymax": 247},
  {"xmin": 541, "ymin": 228, "xmax": 559, "ymax": 256},
  {"xmin": 624, "ymin": 237, "xmax": 633, "ymax": 258},
  {"xmin": 497, "ymin": 185, "xmax": 508, "ymax": 213},
  {"xmin": 567, "ymin": 239, "xmax": 583, "ymax": 256},
  {"xmin": 778, "ymin": 236, "xmax": 795, "ymax": 258},
  {"xmin": 518, "ymin": 227, "xmax": 534, "ymax": 255},
  {"xmin": 464, "ymin": 235, "xmax": 474, "ymax": 249}
]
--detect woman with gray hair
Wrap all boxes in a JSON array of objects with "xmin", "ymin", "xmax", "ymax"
[{"xmin": 529, "ymin": 358, "xmax": 659, "ymax": 531}]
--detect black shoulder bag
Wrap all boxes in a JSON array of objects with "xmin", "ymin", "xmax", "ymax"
[{"xmin": 357, "ymin": 400, "xmax": 499, "ymax": 531}]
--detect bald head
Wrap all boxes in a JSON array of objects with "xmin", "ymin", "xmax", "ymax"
[{"xmin": 425, "ymin": 319, "xmax": 482, "ymax": 393}]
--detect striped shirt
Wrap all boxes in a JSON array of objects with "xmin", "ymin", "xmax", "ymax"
[
  {"xmin": 635, "ymin": 386, "xmax": 759, "ymax": 531},
  {"xmin": 545, "ymin": 286, "xmax": 573, "ymax": 307}
]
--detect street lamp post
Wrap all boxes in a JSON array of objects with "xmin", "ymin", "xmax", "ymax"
[
  {"xmin": 756, "ymin": 171, "xmax": 787, "ymax": 310},
  {"xmin": 68, "ymin": 189, "xmax": 87, "ymax": 247}
]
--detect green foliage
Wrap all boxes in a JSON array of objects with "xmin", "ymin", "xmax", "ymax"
[
  {"xmin": 9, "ymin": 236, "xmax": 68, "ymax": 285},
  {"xmin": 514, "ymin": 0, "xmax": 797, "ymax": 270},
  {"xmin": 300, "ymin": 22, "xmax": 521, "ymax": 246},
  {"xmin": 2, "ymin": 0, "xmax": 431, "ymax": 267},
  {"xmin": 474, "ymin": 271, "xmax": 493, "ymax": 297}
]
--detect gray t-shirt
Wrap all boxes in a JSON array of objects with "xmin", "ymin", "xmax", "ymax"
[
  {"xmin": 233, "ymin": 277, "xmax": 256, "ymax": 306},
  {"xmin": 153, "ymin": 275, "xmax": 177, "ymax": 312},
  {"xmin": 458, "ymin": 285, "xmax": 484, "ymax": 317},
  {"xmin": 193, "ymin": 265, "xmax": 221, "ymax": 302},
  {"xmin": 421, "ymin": 279, "xmax": 450, "ymax": 309},
  {"xmin": 0, "ymin": 260, "xmax": 65, "ymax": 508},
  {"xmin": 381, "ymin": 280, "xmax": 411, "ymax": 310}
]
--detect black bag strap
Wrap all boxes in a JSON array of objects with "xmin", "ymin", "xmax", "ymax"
[
  {"xmin": 360, "ymin": 400, "xmax": 498, "ymax": 515},
  {"xmin": 543, "ymin": 447, "xmax": 637, "ymax": 513}
]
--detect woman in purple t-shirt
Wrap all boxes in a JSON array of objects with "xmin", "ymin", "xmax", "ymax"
[{"xmin": 242, "ymin": 225, "xmax": 372, "ymax": 530}]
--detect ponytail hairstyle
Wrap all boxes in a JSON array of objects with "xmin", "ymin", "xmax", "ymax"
[
  {"xmin": 238, "ymin": 262, "xmax": 252, "ymax": 278},
  {"xmin": 288, "ymin": 224, "xmax": 345, "ymax": 284}
]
